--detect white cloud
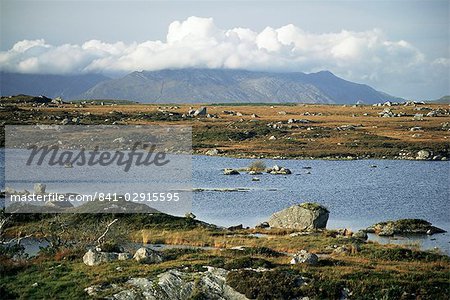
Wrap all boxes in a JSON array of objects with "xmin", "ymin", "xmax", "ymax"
[{"xmin": 0, "ymin": 16, "xmax": 448, "ymax": 98}]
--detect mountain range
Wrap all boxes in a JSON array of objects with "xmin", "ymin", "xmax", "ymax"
[{"xmin": 0, "ymin": 69, "xmax": 402, "ymax": 104}]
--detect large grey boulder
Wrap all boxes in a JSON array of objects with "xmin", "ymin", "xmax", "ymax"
[
  {"xmin": 268, "ymin": 202, "xmax": 329, "ymax": 230},
  {"xmin": 133, "ymin": 247, "xmax": 163, "ymax": 264}
]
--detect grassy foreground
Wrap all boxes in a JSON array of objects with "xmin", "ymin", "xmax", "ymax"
[{"xmin": 1, "ymin": 213, "xmax": 449, "ymax": 299}]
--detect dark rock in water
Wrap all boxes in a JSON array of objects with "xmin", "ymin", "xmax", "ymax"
[
  {"xmin": 223, "ymin": 168, "xmax": 240, "ymax": 175},
  {"xmin": 268, "ymin": 202, "xmax": 329, "ymax": 231},
  {"xmin": 366, "ymin": 219, "xmax": 446, "ymax": 236}
]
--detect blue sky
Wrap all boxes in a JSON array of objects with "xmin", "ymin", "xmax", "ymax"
[{"xmin": 1, "ymin": 0, "xmax": 449, "ymax": 99}]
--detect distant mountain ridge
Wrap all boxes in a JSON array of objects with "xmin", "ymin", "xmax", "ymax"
[
  {"xmin": 1, "ymin": 69, "xmax": 402, "ymax": 104},
  {"xmin": 0, "ymin": 72, "xmax": 110, "ymax": 99}
]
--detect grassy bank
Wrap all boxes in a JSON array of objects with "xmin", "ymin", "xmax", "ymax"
[{"xmin": 1, "ymin": 213, "xmax": 449, "ymax": 299}]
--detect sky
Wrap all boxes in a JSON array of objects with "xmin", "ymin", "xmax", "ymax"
[{"xmin": 0, "ymin": 0, "xmax": 449, "ymax": 99}]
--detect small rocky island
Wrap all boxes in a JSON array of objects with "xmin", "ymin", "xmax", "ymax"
[{"xmin": 366, "ymin": 219, "xmax": 446, "ymax": 236}]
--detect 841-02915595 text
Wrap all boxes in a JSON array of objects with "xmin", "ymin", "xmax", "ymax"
[{"xmin": 90, "ymin": 192, "xmax": 180, "ymax": 202}]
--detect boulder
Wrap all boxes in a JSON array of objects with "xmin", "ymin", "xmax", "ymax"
[
  {"xmin": 416, "ymin": 150, "xmax": 432, "ymax": 160},
  {"xmin": 193, "ymin": 107, "xmax": 207, "ymax": 116},
  {"xmin": 34, "ymin": 183, "xmax": 46, "ymax": 194},
  {"xmin": 205, "ymin": 148, "xmax": 219, "ymax": 156},
  {"xmin": 268, "ymin": 202, "xmax": 329, "ymax": 230},
  {"xmin": 118, "ymin": 253, "xmax": 132, "ymax": 260},
  {"xmin": 266, "ymin": 165, "xmax": 292, "ymax": 175},
  {"xmin": 109, "ymin": 267, "xmax": 248, "ymax": 300},
  {"xmin": 223, "ymin": 168, "xmax": 240, "ymax": 175},
  {"xmin": 83, "ymin": 249, "xmax": 119, "ymax": 266},
  {"xmin": 353, "ymin": 230, "xmax": 368, "ymax": 240},
  {"xmin": 133, "ymin": 247, "xmax": 163, "ymax": 264},
  {"xmin": 255, "ymin": 222, "xmax": 270, "ymax": 229},
  {"xmin": 290, "ymin": 250, "xmax": 318, "ymax": 265}
]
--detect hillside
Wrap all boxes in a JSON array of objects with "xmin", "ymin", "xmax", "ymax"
[
  {"xmin": 0, "ymin": 72, "xmax": 110, "ymax": 100},
  {"xmin": 81, "ymin": 69, "xmax": 401, "ymax": 104},
  {"xmin": 1, "ymin": 69, "xmax": 402, "ymax": 104}
]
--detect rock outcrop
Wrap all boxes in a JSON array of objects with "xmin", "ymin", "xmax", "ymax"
[
  {"xmin": 266, "ymin": 165, "xmax": 292, "ymax": 175},
  {"xmin": 223, "ymin": 168, "xmax": 240, "ymax": 175},
  {"xmin": 290, "ymin": 250, "xmax": 319, "ymax": 265},
  {"xmin": 133, "ymin": 247, "xmax": 163, "ymax": 264},
  {"xmin": 83, "ymin": 249, "xmax": 131, "ymax": 266},
  {"xmin": 268, "ymin": 202, "xmax": 329, "ymax": 230},
  {"xmin": 366, "ymin": 219, "xmax": 446, "ymax": 236},
  {"xmin": 89, "ymin": 267, "xmax": 249, "ymax": 300}
]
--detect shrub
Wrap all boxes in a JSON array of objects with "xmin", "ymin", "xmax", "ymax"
[
  {"xmin": 248, "ymin": 160, "xmax": 266, "ymax": 172},
  {"xmin": 227, "ymin": 269, "xmax": 304, "ymax": 299},
  {"xmin": 224, "ymin": 256, "xmax": 274, "ymax": 270}
]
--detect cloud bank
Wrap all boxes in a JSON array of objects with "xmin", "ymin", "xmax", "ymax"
[{"xmin": 1, "ymin": 16, "xmax": 448, "ymax": 98}]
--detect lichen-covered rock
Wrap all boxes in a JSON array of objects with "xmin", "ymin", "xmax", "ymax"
[
  {"xmin": 268, "ymin": 202, "xmax": 329, "ymax": 230},
  {"xmin": 266, "ymin": 165, "xmax": 292, "ymax": 175},
  {"xmin": 353, "ymin": 230, "xmax": 368, "ymax": 240},
  {"xmin": 107, "ymin": 267, "xmax": 248, "ymax": 300},
  {"xmin": 133, "ymin": 247, "xmax": 163, "ymax": 264},
  {"xmin": 416, "ymin": 150, "xmax": 432, "ymax": 160},
  {"xmin": 290, "ymin": 250, "xmax": 318, "ymax": 265},
  {"xmin": 366, "ymin": 219, "xmax": 446, "ymax": 236},
  {"xmin": 83, "ymin": 249, "xmax": 118, "ymax": 266}
]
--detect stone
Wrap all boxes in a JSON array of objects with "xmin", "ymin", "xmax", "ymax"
[
  {"xmin": 118, "ymin": 253, "xmax": 132, "ymax": 260},
  {"xmin": 110, "ymin": 267, "xmax": 248, "ymax": 300},
  {"xmin": 290, "ymin": 250, "xmax": 318, "ymax": 265},
  {"xmin": 185, "ymin": 212, "xmax": 196, "ymax": 219},
  {"xmin": 223, "ymin": 168, "xmax": 240, "ymax": 175},
  {"xmin": 34, "ymin": 183, "xmax": 46, "ymax": 194},
  {"xmin": 83, "ymin": 249, "xmax": 119, "ymax": 266},
  {"xmin": 205, "ymin": 148, "xmax": 219, "ymax": 156},
  {"xmin": 255, "ymin": 222, "xmax": 270, "ymax": 229},
  {"xmin": 267, "ymin": 165, "xmax": 292, "ymax": 175},
  {"xmin": 193, "ymin": 107, "xmax": 207, "ymax": 116},
  {"xmin": 416, "ymin": 150, "xmax": 432, "ymax": 160},
  {"xmin": 353, "ymin": 230, "xmax": 368, "ymax": 240},
  {"xmin": 268, "ymin": 202, "xmax": 329, "ymax": 230},
  {"xmin": 133, "ymin": 247, "xmax": 163, "ymax": 264},
  {"xmin": 228, "ymin": 224, "xmax": 244, "ymax": 231},
  {"xmin": 268, "ymin": 135, "xmax": 277, "ymax": 140}
]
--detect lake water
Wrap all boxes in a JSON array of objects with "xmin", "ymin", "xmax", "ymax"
[
  {"xmin": 191, "ymin": 155, "xmax": 450, "ymax": 254},
  {"xmin": 1, "ymin": 152, "xmax": 449, "ymax": 254}
]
